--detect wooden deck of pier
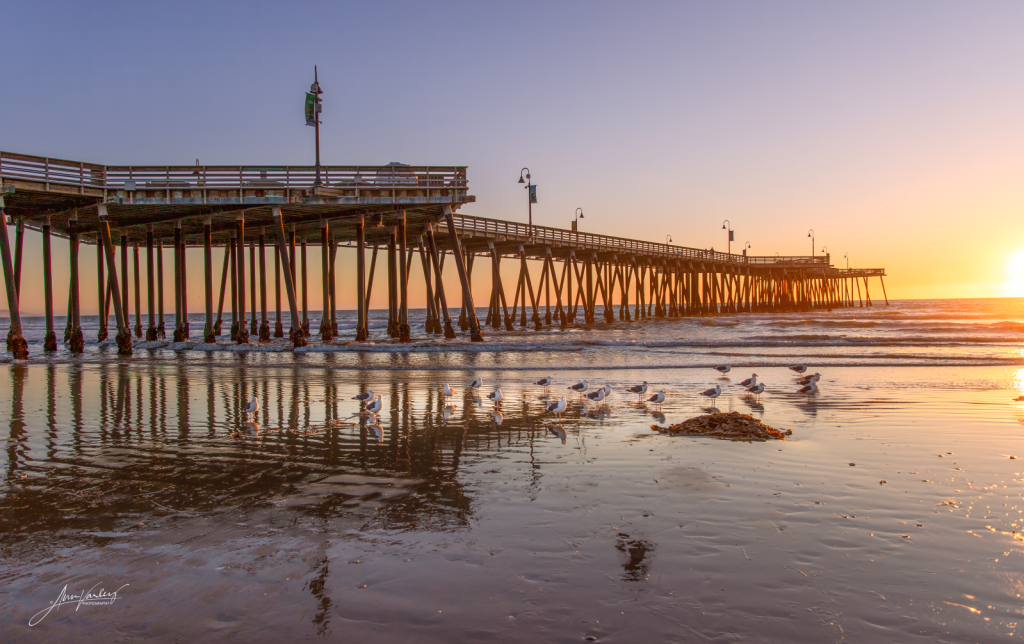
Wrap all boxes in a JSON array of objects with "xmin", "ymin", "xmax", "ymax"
[{"xmin": 0, "ymin": 150, "xmax": 888, "ymax": 359}]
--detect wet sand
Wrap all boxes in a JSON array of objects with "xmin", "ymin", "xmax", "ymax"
[{"xmin": 2, "ymin": 362, "xmax": 1023, "ymax": 641}]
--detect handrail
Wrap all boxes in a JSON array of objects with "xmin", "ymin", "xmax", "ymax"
[
  {"xmin": 0, "ymin": 150, "xmax": 468, "ymax": 190},
  {"xmin": 444, "ymin": 214, "xmax": 830, "ymax": 267}
]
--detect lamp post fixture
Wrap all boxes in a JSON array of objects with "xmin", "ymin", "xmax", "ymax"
[
  {"xmin": 722, "ymin": 220, "xmax": 733, "ymax": 254},
  {"xmin": 743, "ymin": 241, "xmax": 752, "ymax": 256},
  {"xmin": 666, "ymin": 234, "xmax": 673, "ymax": 245},
  {"xmin": 517, "ymin": 168, "xmax": 533, "ymax": 239},
  {"xmin": 807, "ymin": 229, "xmax": 815, "ymax": 256},
  {"xmin": 574, "ymin": 207, "xmax": 584, "ymax": 233},
  {"xmin": 307, "ymin": 66, "xmax": 324, "ymax": 187},
  {"xmin": 844, "ymin": 252, "xmax": 849, "ymax": 269}
]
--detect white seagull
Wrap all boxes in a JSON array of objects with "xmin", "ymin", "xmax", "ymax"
[
  {"xmin": 738, "ymin": 373, "xmax": 758, "ymax": 387},
  {"xmin": 546, "ymin": 395, "xmax": 568, "ymax": 418},
  {"xmin": 536, "ymin": 376, "xmax": 553, "ymax": 387},
  {"xmin": 746, "ymin": 383, "xmax": 765, "ymax": 399},
  {"xmin": 568, "ymin": 380, "xmax": 590, "ymax": 397},
  {"xmin": 352, "ymin": 389, "xmax": 374, "ymax": 403},
  {"xmin": 470, "ymin": 377, "xmax": 483, "ymax": 389},
  {"xmin": 242, "ymin": 396, "xmax": 259, "ymax": 421},
  {"xmin": 364, "ymin": 395, "xmax": 383, "ymax": 415},
  {"xmin": 488, "ymin": 388, "xmax": 503, "ymax": 406},
  {"xmin": 796, "ymin": 373, "xmax": 821, "ymax": 386},
  {"xmin": 627, "ymin": 381, "xmax": 649, "ymax": 401},
  {"xmin": 789, "ymin": 365, "xmax": 808, "ymax": 374},
  {"xmin": 797, "ymin": 381, "xmax": 819, "ymax": 398},
  {"xmin": 443, "ymin": 383, "xmax": 456, "ymax": 401},
  {"xmin": 714, "ymin": 365, "xmax": 731, "ymax": 375},
  {"xmin": 602, "ymin": 384, "xmax": 612, "ymax": 397},
  {"xmin": 699, "ymin": 384, "xmax": 722, "ymax": 400},
  {"xmin": 585, "ymin": 388, "xmax": 606, "ymax": 403},
  {"xmin": 647, "ymin": 390, "xmax": 667, "ymax": 408}
]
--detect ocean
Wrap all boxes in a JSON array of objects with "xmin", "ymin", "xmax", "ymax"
[{"xmin": 2, "ymin": 298, "xmax": 1023, "ymax": 641}]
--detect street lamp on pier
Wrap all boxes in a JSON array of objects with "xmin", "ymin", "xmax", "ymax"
[
  {"xmin": 666, "ymin": 234, "xmax": 673, "ymax": 245},
  {"xmin": 306, "ymin": 67, "xmax": 324, "ymax": 187},
  {"xmin": 743, "ymin": 241, "xmax": 752, "ymax": 256},
  {"xmin": 517, "ymin": 168, "xmax": 535, "ymax": 239},
  {"xmin": 821, "ymin": 246, "xmax": 829, "ymax": 262},
  {"xmin": 807, "ymin": 229, "xmax": 815, "ymax": 256},
  {"xmin": 573, "ymin": 207, "xmax": 584, "ymax": 232},
  {"xmin": 722, "ymin": 220, "xmax": 734, "ymax": 254},
  {"xmin": 844, "ymin": 252, "xmax": 849, "ymax": 269}
]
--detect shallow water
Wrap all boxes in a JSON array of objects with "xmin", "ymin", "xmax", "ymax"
[{"xmin": 2, "ymin": 356, "xmax": 1024, "ymax": 641}]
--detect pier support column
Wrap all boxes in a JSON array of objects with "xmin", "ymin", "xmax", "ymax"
[
  {"xmin": 156, "ymin": 241, "xmax": 165, "ymax": 338},
  {"xmin": 355, "ymin": 217, "xmax": 368, "ymax": 341},
  {"xmin": 274, "ymin": 235, "xmax": 283, "ymax": 337},
  {"xmin": 133, "ymin": 244, "xmax": 142, "ymax": 338},
  {"xmin": 228, "ymin": 230, "xmax": 238, "ymax": 340},
  {"xmin": 173, "ymin": 223, "xmax": 184, "ymax": 341},
  {"xmin": 259, "ymin": 228, "xmax": 270, "ymax": 342},
  {"xmin": 418, "ymin": 239, "xmax": 439, "ymax": 333},
  {"xmin": 300, "ymin": 235, "xmax": 309, "ymax": 337},
  {"xmin": 879, "ymin": 276, "xmax": 889, "ymax": 305},
  {"xmin": 215, "ymin": 241, "xmax": 229, "ymax": 336},
  {"xmin": 442, "ymin": 205, "xmax": 483, "ymax": 341},
  {"xmin": 67, "ymin": 216, "xmax": 84, "ymax": 353},
  {"xmin": 98, "ymin": 205, "xmax": 131, "ymax": 356},
  {"xmin": 42, "ymin": 217, "xmax": 56, "ymax": 352},
  {"xmin": 329, "ymin": 234, "xmax": 338, "ymax": 336},
  {"xmin": 365, "ymin": 244, "xmax": 379, "ymax": 339},
  {"xmin": 96, "ymin": 242, "xmax": 108, "ymax": 342},
  {"xmin": 235, "ymin": 215, "xmax": 249, "ymax": 344},
  {"xmin": 249, "ymin": 239, "xmax": 258, "ymax": 336},
  {"xmin": 386, "ymin": 227, "xmax": 398, "ymax": 337},
  {"xmin": 202, "ymin": 217, "xmax": 215, "ymax": 343},
  {"xmin": 120, "ymin": 233, "xmax": 130, "ymax": 337},
  {"xmin": 425, "ymin": 223, "xmax": 456, "ymax": 339},
  {"xmin": 398, "ymin": 212, "xmax": 411, "ymax": 342},
  {"xmin": 288, "ymin": 224, "xmax": 297, "ymax": 335},
  {"xmin": 0, "ymin": 199, "xmax": 27, "ymax": 358},
  {"xmin": 320, "ymin": 218, "xmax": 334, "ymax": 341},
  {"xmin": 271, "ymin": 207, "xmax": 307, "ymax": 347},
  {"xmin": 147, "ymin": 227, "xmax": 158, "ymax": 340}
]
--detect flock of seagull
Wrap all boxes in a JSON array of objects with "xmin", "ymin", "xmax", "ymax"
[{"xmin": 239, "ymin": 364, "xmax": 823, "ymax": 442}]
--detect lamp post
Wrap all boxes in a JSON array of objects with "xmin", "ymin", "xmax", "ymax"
[
  {"xmin": 307, "ymin": 67, "xmax": 324, "ymax": 187},
  {"xmin": 722, "ymin": 220, "xmax": 733, "ymax": 254},
  {"xmin": 821, "ymin": 246, "xmax": 828, "ymax": 262},
  {"xmin": 574, "ymin": 207, "xmax": 584, "ymax": 233},
  {"xmin": 743, "ymin": 241, "xmax": 751, "ymax": 256},
  {"xmin": 807, "ymin": 229, "xmax": 814, "ymax": 256},
  {"xmin": 666, "ymin": 234, "xmax": 673, "ymax": 245},
  {"xmin": 844, "ymin": 253, "xmax": 849, "ymax": 269},
  {"xmin": 517, "ymin": 168, "xmax": 533, "ymax": 239}
]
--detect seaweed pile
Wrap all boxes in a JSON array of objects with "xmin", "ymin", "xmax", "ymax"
[{"xmin": 652, "ymin": 411, "xmax": 792, "ymax": 442}]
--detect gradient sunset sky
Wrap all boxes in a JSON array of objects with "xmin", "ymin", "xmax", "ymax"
[{"xmin": 2, "ymin": 1, "xmax": 1022, "ymax": 313}]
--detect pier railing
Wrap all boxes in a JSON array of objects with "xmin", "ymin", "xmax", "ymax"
[{"xmin": 446, "ymin": 214, "xmax": 829, "ymax": 267}]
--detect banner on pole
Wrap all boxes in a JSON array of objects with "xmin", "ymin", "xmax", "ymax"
[
  {"xmin": 305, "ymin": 93, "xmax": 317, "ymax": 126},
  {"xmin": 529, "ymin": 185, "xmax": 537, "ymax": 204},
  {"xmin": 729, "ymin": 230, "xmax": 734, "ymax": 242}
]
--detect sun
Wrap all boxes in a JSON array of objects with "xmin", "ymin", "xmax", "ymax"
[{"xmin": 1006, "ymin": 250, "xmax": 1024, "ymax": 297}]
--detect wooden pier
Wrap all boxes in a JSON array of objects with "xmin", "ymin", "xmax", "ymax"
[{"xmin": 0, "ymin": 150, "xmax": 888, "ymax": 359}]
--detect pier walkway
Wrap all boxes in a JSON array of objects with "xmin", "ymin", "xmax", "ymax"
[{"xmin": 0, "ymin": 150, "xmax": 887, "ymax": 358}]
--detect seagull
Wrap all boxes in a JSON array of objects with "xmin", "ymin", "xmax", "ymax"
[
  {"xmin": 647, "ymin": 390, "xmax": 666, "ymax": 408},
  {"xmin": 714, "ymin": 365, "xmax": 731, "ymax": 375},
  {"xmin": 789, "ymin": 365, "xmax": 808, "ymax": 374},
  {"xmin": 546, "ymin": 395, "xmax": 567, "ymax": 418},
  {"xmin": 352, "ymin": 389, "xmax": 374, "ymax": 403},
  {"xmin": 797, "ymin": 381, "xmax": 819, "ymax": 398},
  {"xmin": 796, "ymin": 373, "xmax": 821, "ymax": 386},
  {"xmin": 746, "ymin": 383, "xmax": 765, "ymax": 400},
  {"xmin": 470, "ymin": 377, "xmax": 482, "ymax": 389},
  {"xmin": 242, "ymin": 396, "xmax": 259, "ymax": 421},
  {"xmin": 738, "ymin": 373, "xmax": 758, "ymax": 387},
  {"xmin": 443, "ymin": 383, "xmax": 456, "ymax": 401},
  {"xmin": 364, "ymin": 395, "xmax": 383, "ymax": 415},
  {"xmin": 535, "ymin": 376, "xmax": 553, "ymax": 387},
  {"xmin": 627, "ymin": 381, "xmax": 649, "ymax": 401},
  {"xmin": 585, "ymin": 388, "xmax": 606, "ymax": 403},
  {"xmin": 488, "ymin": 388, "xmax": 503, "ymax": 406},
  {"xmin": 568, "ymin": 380, "xmax": 590, "ymax": 397},
  {"xmin": 548, "ymin": 424, "xmax": 567, "ymax": 444},
  {"xmin": 699, "ymin": 384, "xmax": 721, "ymax": 400},
  {"xmin": 602, "ymin": 384, "xmax": 612, "ymax": 397}
]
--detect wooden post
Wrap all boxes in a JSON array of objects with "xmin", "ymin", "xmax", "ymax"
[
  {"xmin": 229, "ymin": 230, "xmax": 238, "ymax": 341},
  {"xmin": 320, "ymin": 219, "xmax": 333, "ymax": 341},
  {"xmin": 173, "ymin": 223, "xmax": 183, "ymax": 341},
  {"xmin": 215, "ymin": 241, "xmax": 229, "ymax": 336},
  {"xmin": 96, "ymin": 242, "xmax": 107, "ymax": 341},
  {"xmin": 180, "ymin": 228, "xmax": 189, "ymax": 339},
  {"xmin": 425, "ymin": 223, "xmax": 457, "ymax": 339},
  {"xmin": 274, "ymin": 233, "xmax": 284, "ymax": 337},
  {"xmin": 489, "ymin": 242, "xmax": 512, "ymax": 330},
  {"xmin": 419, "ymin": 240, "xmax": 438, "ymax": 333},
  {"xmin": 249, "ymin": 239, "xmax": 257, "ymax": 336},
  {"xmin": 330, "ymin": 235, "xmax": 338, "ymax": 335},
  {"xmin": 355, "ymin": 217, "xmax": 368, "ymax": 341},
  {"xmin": 300, "ymin": 235, "xmax": 309, "ymax": 337},
  {"xmin": 235, "ymin": 216, "xmax": 249, "ymax": 344},
  {"xmin": 156, "ymin": 241, "xmax": 165, "ymax": 339},
  {"xmin": 259, "ymin": 228, "xmax": 270, "ymax": 342},
  {"xmin": 386, "ymin": 227, "xmax": 398, "ymax": 337},
  {"xmin": 200, "ymin": 218, "xmax": 213, "ymax": 342},
  {"xmin": 442, "ymin": 205, "xmax": 483, "ymax": 341},
  {"xmin": 271, "ymin": 207, "xmax": 307, "ymax": 347},
  {"xmin": 97, "ymin": 205, "xmax": 130, "ymax": 356},
  {"xmin": 40, "ymin": 216, "xmax": 56, "ymax": 352},
  {"xmin": 365, "ymin": 244, "xmax": 379, "ymax": 338},
  {"xmin": 0, "ymin": 199, "xmax": 27, "ymax": 358},
  {"xmin": 67, "ymin": 217, "xmax": 82, "ymax": 352},
  {"xmin": 879, "ymin": 276, "xmax": 889, "ymax": 305},
  {"xmin": 120, "ymin": 234, "xmax": 130, "ymax": 338},
  {"xmin": 147, "ymin": 227, "xmax": 158, "ymax": 340},
  {"xmin": 863, "ymin": 276, "xmax": 873, "ymax": 307},
  {"xmin": 133, "ymin": 244, "xmax": 142, "ymax": 338},
  {"xmin": 398, "ymin": 212, "xmax": 410, "ymax": 341}
]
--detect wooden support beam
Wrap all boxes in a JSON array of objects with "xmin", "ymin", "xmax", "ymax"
[
  {"xmin": 67, "ymin": 216, "xmax": 83, "ymax": 353},
  {"xmin": 173, "ymin": 223, "xmax": 183, "ymax": 341},
  {"xmin": 259, "ymin": 228, "xmax": 270, "ymax": 342},
  {"xmin": 355, "ymin": 217, "xmax": 368, "ymax": 341},
  {"xmin": 42, "ymin": 217, "xmax": 56, "ymax": 351},
  {"xmin": 519, "ymin": 244, "xmax": 542, "ymax": 330},
  {"xmin": 320, "ymin": 219, "xmax": 334, "ymax": 341},
  {"xmin": 442, "ymin": 205, "xmax": 483, "ymax": 341},
  {"xmin": 398, "ymin": 211, "xmax": 410, "ymax": 341},
  {"xmin": 274, "ymin": 234, "xmax": 284, "ymax": 337},
  {"xmin": 180, "ymin": 228, "xmax": 189, "ymax": 339},
  {"xmin": 489, "ymin": 242, "xmax": 512, "ymax": 330},
  {"xmin": 879, "ymin": 276, "xmax": 889, "ymax": 306},
  {"xmin": 365, "ymin": 244, "xmax": 379, "ymax": 337},
  {"xmin": 96, "ymin": 242, "xmax": 108, "ymax": 342},
  {"xmin": 228, "ymin": 230, "xmax": 238, "ymax": 340},
  {"xmin": 215, "ymin": 240, "xmax": 229, "ymax": 336},
  {"xmin": 156, "ymin": 241, "xmax": 165, "ymax": 339},
  {"xmin": 202, "ymin": 218, "xmax": 214, "ymax": 342},
  {"xmin": 418, "ymin": 239, "xmax": 439, "ymax": 333},
  {"xmin": 133, "ymin": 244, "xmax": 142, "ymax": 337},
  {"xmin": 271, "ymin": 207, "xmax": 307, "ymax": 347},
  {"xmin": 97, "ymin": 205, "xmax": 130, "ymax": 356},
  {"xmin": 425, "ymin": 223, "xmax": 456, "ymax": 339},
  {"xmin": 330, "ymin": 235, "xmax": 338, "ymax": 335},
  {"xmin": 387, "ymin": 226, "xmax": 398, "ymax": 338},
  {"xmin": 147, "ymin": 227, "xmax": 158, "ymax": 340},
  {"xmin": 235, "ymin": 217, "xmax": 249, "ymax": 344},
  {"xmin": 121, "ymin": 233, "xmax": 130, "ymax": 336},
  {"xmin": 249, "ymin": 239, "xmax": 257, "ymax": 335},
  {"xmin": 300, "ymin": 235, "xmax": 309, "ymax": 337}
]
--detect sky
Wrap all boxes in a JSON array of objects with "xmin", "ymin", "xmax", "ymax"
[{"xmin": 2, "ymin": 1, "xmax": 1023, "ymax": 315}]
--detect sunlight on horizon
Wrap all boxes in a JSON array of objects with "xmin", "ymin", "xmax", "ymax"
[{"xmin": 1000, "ymin": 250, "xmax": 1024, "ymax": 298}]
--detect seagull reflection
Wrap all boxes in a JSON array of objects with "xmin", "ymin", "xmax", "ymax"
[
  {"xmin": 367, "ymin": 417, "xmax": 384, "ymax": 443},
  {"xmin": 648, "ymin": 410, "xmax": 666, "ymax": 424},
  {"xmin": 547, "ymin": 424, "xmax": 567, "ymax": 444},
  {"xmin": 490, "ymin": 410, "xmax": 504, "ymax": 426},
  {"xmin": 442, "ymin": 405, "xmax": 456, "ymax": 422},
  {"xmin": 742, "ymin": 397, "xmax": 765, "ymax": 412},
  {"xmin": 701, "ymin": 406, "xmax": 721, "ymax": 413}
]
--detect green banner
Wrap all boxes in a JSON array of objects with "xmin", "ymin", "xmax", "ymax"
[{"xmin": 305, "ymin": 93, "xmax": 316, "ymax": 126}]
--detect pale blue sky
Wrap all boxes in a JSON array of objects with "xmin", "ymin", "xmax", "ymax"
[{"xmin": 2, "ymin": 1, "xmax": 1022, "ymax": 310}]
